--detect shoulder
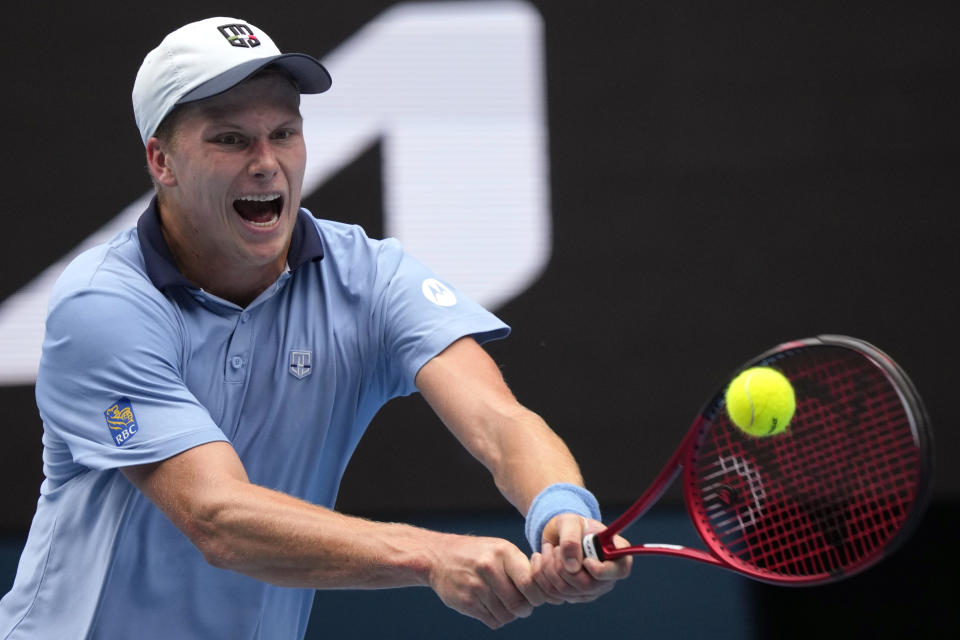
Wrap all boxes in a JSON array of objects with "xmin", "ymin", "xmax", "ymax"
[
  {"xmin": 308, "ymin": 215, "xmax": 402, "ymax": 259},
  {"xmin": 46, "ymin": 228, "xmax": 178, "ymax": 335},
  {"xmin": 301, "ymin": 213, "xmax": 405, "ymax": 283},
  {"xmin": 51, "ymin": 228, "xmax": 153, "ymax": 300}
]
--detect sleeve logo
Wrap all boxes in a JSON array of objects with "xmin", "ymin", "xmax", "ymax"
[
  {"xmin": 421, "ymin": 278, "xmax": 457, "ymax": 307},
  {"xmin": 104, "ymin": 398, "xmax": 140, "ymax": 447}
]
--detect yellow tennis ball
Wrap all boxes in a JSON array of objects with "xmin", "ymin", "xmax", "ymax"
[{"xmin": 724, "ymin": 367, "xmax": 796, "ymax": 437}]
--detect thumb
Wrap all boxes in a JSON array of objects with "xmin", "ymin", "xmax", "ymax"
[{"xmin": 554, "ymin": 514, "xmax": 586, "ymax": 573}]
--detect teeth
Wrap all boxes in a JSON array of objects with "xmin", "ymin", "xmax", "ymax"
[
  {"xmin": 247, "ymin": 213, "xmax": 280, "ymax": 227},
  {"xmin": 236, "ymin": 194, "xmax": 281, "ymax": 202}
]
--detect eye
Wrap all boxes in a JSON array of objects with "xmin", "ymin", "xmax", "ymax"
[
  {"xmin": 271, "ymin": 129, "xmax": 294, "ymax": 141},
  {"xmin": 214, "ymin": 133, "xmax": 244, "ymax": 146}
]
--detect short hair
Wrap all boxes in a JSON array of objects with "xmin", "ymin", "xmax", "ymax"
[{"xmin": 151, "ymin": 104, "xmax": 187, "ymax": 148}]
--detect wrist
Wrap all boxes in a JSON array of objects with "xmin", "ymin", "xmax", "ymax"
[
  {"xmin": 396, "ymin": 524, "xmax": 446, "ymax": 588},
  {"xmin": 358, "ymin": 521, "xmax": 444, "ymax": 589},
  {"xmin": 524, "ymin": 483, "xmax": 601, "ymax": 552}
]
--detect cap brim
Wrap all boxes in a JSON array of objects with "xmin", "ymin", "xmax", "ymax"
[{"xmin": 177, "ymin": 53, "xmax": 332, "ymax": 104}]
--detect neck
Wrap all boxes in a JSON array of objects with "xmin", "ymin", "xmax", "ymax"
[
  {"xmin": 162, "ymin": 227, "xmax": 287, "ymax": 306},
  {"xmin": 156, "ymin": 198, "xmax": 290, "ymax": 307}
]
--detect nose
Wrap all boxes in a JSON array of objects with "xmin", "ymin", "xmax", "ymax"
[{"xmin": 249, "ymin": 139, "xmax": 279, "ymax": 180}]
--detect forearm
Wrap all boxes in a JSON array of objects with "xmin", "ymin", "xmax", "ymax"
[
  {"xmin": 414, "ymin": 338, "xmax": 588, "ymax": 516},
  {"xmin": 124, "ymin": 443, "xmax": 446, "ymax": 590},
  {"xmin": 124, "ymin": 440, "xmax": 548, "ymax": 628},
  {"xmin": 184, "ymin": 479, "xmax": 441, "ymax": 589},
  {"xmin": 484, "ymin": 405, "xmax": 585, "ymax": 515},
  {"xmin": 189, "ymin": 478, "xmax": 550, "ymax": 628}
]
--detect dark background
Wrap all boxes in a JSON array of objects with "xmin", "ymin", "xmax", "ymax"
[{"xmin": 2, "ymin": 1, "xmax": 957, "ymax": 637}]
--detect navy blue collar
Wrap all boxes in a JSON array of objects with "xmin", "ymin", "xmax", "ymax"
[{"xmin": 136, "ymin": 196, "xmax": 325, "ymax": 292}]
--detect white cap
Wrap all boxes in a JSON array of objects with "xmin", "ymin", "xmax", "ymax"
[{"xmin": 132, "ymin": 17, "xmax": 331, "ymax": 145}]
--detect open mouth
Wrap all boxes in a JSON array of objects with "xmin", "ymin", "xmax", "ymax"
[{"xmin": 233, "ymin": 194, "xmax": 284, "ymax": 227}]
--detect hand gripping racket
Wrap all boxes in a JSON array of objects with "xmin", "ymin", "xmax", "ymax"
[{"xmin": 583, "ymin": 335, "xmax": 933, "ymax": 585}]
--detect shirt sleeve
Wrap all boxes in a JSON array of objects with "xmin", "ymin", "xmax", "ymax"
[
  {"xmin": 371, "ymin": 241, "xmax": 510, "ymax": 397},
  {"xmin": 36, "ymin": 285, "xmax": 228, "ymax": 471}
]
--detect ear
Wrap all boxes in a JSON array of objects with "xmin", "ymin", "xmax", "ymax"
[{"xmin": 146, "ymin": 137, "xmax": 178, "ymax": 187}]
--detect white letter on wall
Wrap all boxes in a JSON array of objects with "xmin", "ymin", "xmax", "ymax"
[{"xmin": 0, "ymin": 1, "xmax": 550, "ymax": 385}]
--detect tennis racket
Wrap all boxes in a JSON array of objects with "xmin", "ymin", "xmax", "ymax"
[{"xmin": 583, "ymin": 335, "xmax": 933, "ymax": 585}]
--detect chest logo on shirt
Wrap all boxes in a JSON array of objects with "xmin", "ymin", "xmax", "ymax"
[
  {"xmin": 421, "ymin": 278, "xmax": 457, "ymax": 307},
  {"xmin": 289, "ymin": 350, "xmax": 313, "ymax": 379},
  {"xmin": 104, "ymin": 398, "xmax": 140, "ymax": 447}
]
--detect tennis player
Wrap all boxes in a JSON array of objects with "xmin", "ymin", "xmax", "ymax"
[{"xmin": 0, "ymin": 17, "xmax": 630, "ymax": 638}]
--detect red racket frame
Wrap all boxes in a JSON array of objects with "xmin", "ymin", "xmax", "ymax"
[{"xmin": 583, "ymin": 335, "xmax": 932, "ymax": 585}]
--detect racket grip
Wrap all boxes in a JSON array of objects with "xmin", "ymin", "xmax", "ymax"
[{"xmin": 582, "ymin": 533, "xmax": 605, "ymax": 561}]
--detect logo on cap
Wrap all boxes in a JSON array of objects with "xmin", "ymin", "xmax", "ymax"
[{"xmin": 218, "ymin": 24, "xmax": 261, "ymax": 48}]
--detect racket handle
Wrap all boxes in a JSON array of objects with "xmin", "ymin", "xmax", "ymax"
[{"xmin": 582, "ymin": 533, "xmax": 605, "ymax": 561}]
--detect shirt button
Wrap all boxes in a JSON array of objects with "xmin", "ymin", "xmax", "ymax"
[
  {"xmin": 240, "ymin": 313, "xmax": 249, "ymax": 323},
  {"xmin": 231, "ymin": 356, "xmax": 244, "ymax": 369}
]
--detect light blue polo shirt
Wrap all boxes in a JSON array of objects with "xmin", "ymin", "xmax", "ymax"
[{"xmin": 0, "ymin": 199, "xmax": 509, "ymax": 640}]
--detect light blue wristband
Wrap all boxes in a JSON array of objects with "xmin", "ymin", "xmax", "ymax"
[{"xmin": 524, "ymin": 483, "xmax": 602, "ymax": 552}]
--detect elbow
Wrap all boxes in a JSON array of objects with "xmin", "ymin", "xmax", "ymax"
[
  {"xmin": 179, "ymin": 501, "xmax": 241, "ymax": 570},
  {"xmin": 196, "ymin": 538, "xmax": 235, "ymax": 570}
]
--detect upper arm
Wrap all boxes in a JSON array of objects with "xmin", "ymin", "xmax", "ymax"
[
  {"xmin": 371, "ymin": 246, "xmax": 509, "ymax": 398},
  {"xmin": 415, "ymin": 337, "xmax": 584, "ymax": 515},
  {"xmin": 37, "ymin": 286, "xmax": 226, "ymax": 471},
  {"xmin": 414, "ymin": 337, "xmax": 528, "ymax": 467}
]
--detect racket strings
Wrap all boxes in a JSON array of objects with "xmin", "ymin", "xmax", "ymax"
[{"xmin": 690, "ymin": 346, "xmax": 922, "ymax": 580}]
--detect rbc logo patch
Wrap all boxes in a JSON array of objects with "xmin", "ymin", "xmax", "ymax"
[{"xmin": 105, "ymin": 398, "xmax": 140, "ymax": 447}]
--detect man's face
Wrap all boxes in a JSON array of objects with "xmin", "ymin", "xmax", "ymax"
[{"xmin": 154, "ymin": 73, "xmax": 306, "ymax": 281}]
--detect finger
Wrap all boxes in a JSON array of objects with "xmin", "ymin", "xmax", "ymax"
[
  {"xmin": 501, "ymin": 548, "xmax": 549, "ymax": 610},
  {"xmin": 552, "ymin": 544, "xmax": 613, "ymax": 594},
  {"xmin": 545, "ymin": 545, "xmax": 617, "ymax": 604},
  {"xmin": 475, "ymin": 599, "xmax": 506, "ymax": 630},
  {"xmin": 554, "ymin": 514, "xmax": 586, "ymax": 574},
  {"xmin": 543, "ymin": 543, "xmax": 607, "ymax": 602},
  {"xmin": 582, "ymin": 533, "xmax": 634, "ymax": 581},
  {"xmin": 537, "ymin": 542, "xmax": 575, "ymax": 597},
  {"xmin": 475, "ymin": 550, "xmax": 535, "ymax": 623},
  {"xmin": 474, "ymin": 584, "xmax": 520, "ymax": 628},
  {"xmin": 530, "ymin": 552, "xmax": 565, "ymax": 605},
  {"xmin": 583, "ymin": 555, "xmax": 633, "ymax": 581},
  {"xmin": 450, "ymin": 586, "xmax": 508, "ymax": 629}
]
